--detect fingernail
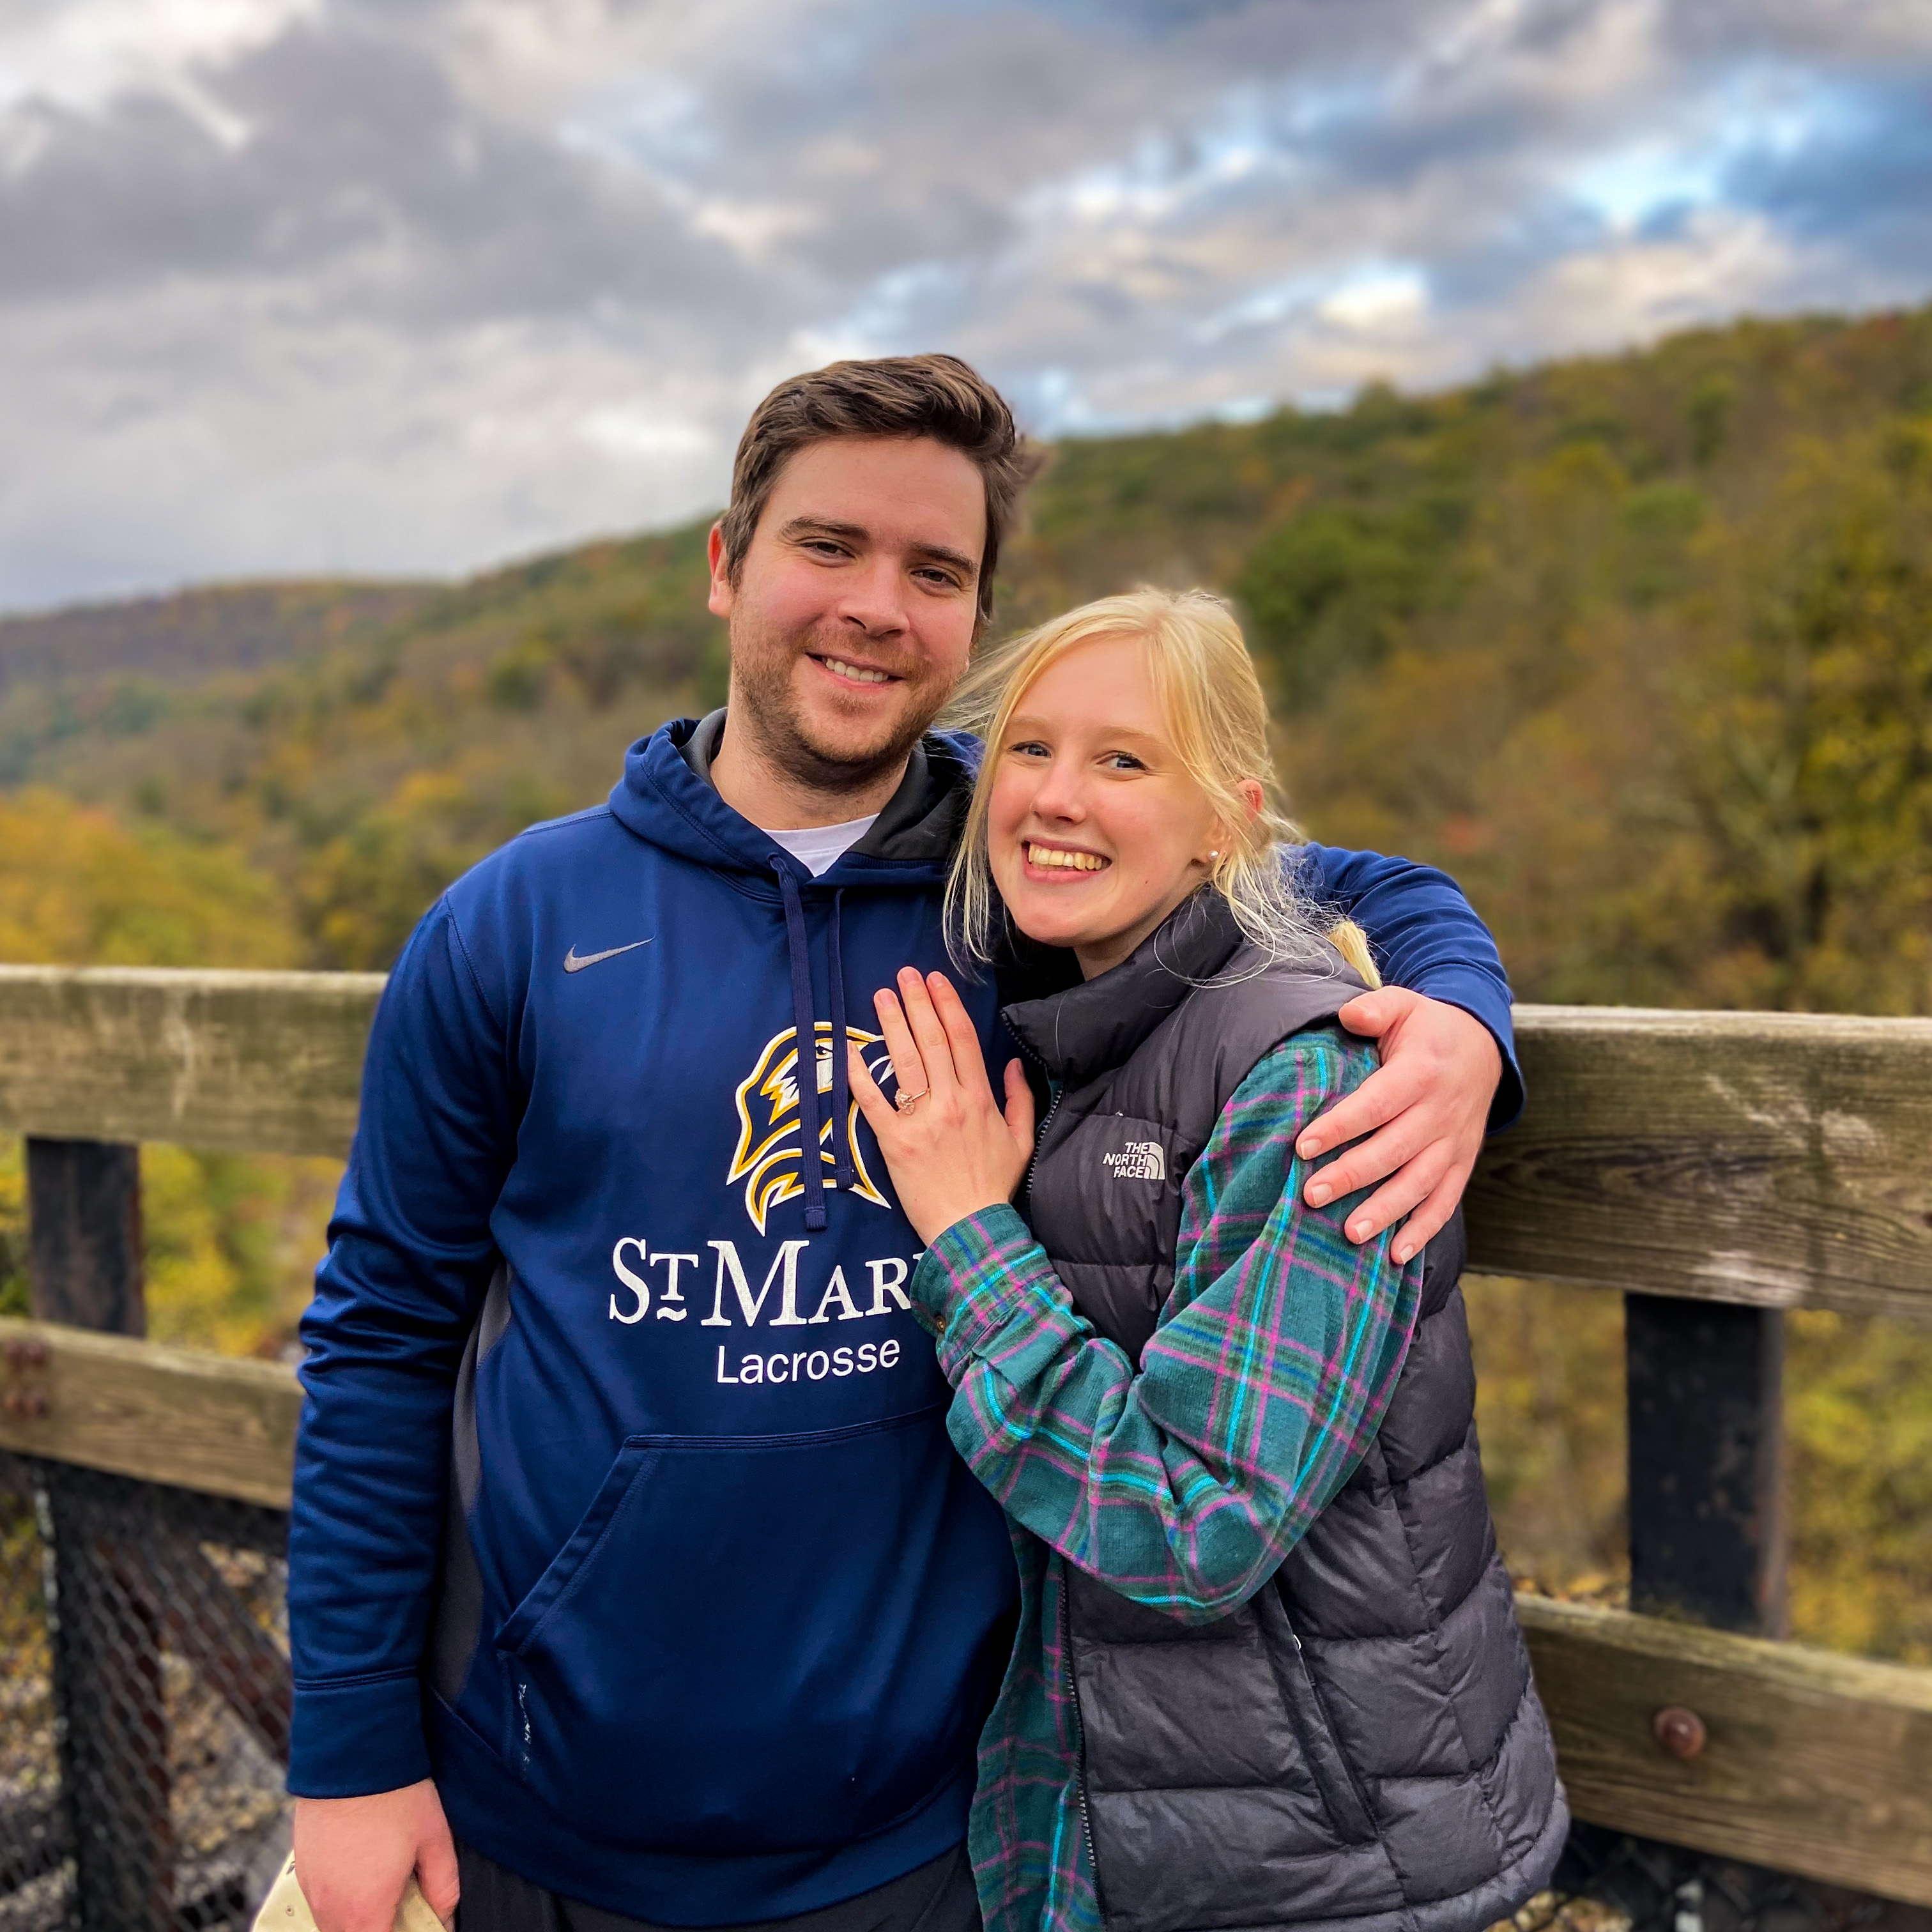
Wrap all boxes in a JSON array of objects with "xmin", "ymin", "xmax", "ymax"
[
  {"xmin": 1393, "ymin": 1242, "xmax": 1414, "ymax": 1265},
  {"xmin": 1298, "ymin": 1137, "xmax": 1321, "ymax": 1158},
  {"xmin": 1348, "ymin": 1218, "xmax": 1371, "ymax": 1241},
  {"xmin": 1305, "ymin": 1181, "xmax": 1331, "ymax": 1206}
]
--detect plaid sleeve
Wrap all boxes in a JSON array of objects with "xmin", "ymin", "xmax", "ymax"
[{"xmin": 911, "ymin": 1028, "xmax": 1425, "ymax": 1623}]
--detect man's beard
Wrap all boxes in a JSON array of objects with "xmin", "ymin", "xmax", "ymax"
[{"xmin": 729, "ymin": 620, "xmax": 953, "ymax": 797}]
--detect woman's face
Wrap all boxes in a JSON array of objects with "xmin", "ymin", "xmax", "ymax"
[{"xmin": 987, "ymin": 633, "xmax": 1229, "ymax": 979}]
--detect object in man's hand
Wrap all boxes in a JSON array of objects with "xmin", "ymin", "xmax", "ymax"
[{"xmin": 252, "ymin": 1852, "xmax": 447, "ymax": 1932}]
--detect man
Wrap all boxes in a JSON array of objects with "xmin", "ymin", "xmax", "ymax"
[{"xmin": 289, "ymin": 356, "xmax": 1515, "ymax": 1932}]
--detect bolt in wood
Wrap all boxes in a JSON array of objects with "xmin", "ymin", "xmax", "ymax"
[{"xmin": 1652, "ymin": 1705, "xmax": 1709, "ymax": 1759}]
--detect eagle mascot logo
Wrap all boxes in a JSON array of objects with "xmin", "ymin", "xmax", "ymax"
[{"xmin": 728, "ymin": 1023, "xmax": 895, "ymax": 1234}]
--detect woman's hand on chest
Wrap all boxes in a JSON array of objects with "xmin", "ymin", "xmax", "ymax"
[{"xmin": 848, "ymin": 967, "xmax": 1038, "ymax": 1247}]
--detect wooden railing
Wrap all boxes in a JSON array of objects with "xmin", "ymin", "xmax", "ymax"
[{"xmin": 1, "ymin": 968, "xmax": 1929, "ymax": 1912}]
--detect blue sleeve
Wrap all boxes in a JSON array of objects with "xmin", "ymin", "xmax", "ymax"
[
  {"xmin": 286, "ymin": 895, "xmax": 518, "ymax": 1797},
  {"xmin": 1292, "ymin": 843, "xmax": 1523, "ymax": 1130}
]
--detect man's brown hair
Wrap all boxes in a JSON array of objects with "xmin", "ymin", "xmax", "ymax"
[{"xmin": 717, "ymin": 353, "xmax": 1040, "ymax": 624}]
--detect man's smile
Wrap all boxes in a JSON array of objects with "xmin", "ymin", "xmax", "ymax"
[{"xmin": 807, "ymin": 650, "xmax": 904, "ymax": 689}]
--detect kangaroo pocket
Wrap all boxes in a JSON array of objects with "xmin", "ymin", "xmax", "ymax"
[{"xmin": 494, "ymin": 1406, "xmax": 1007, "ymax": 1853}]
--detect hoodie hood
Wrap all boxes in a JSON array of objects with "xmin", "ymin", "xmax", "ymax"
[{"xmin": 606, "ymin": 710, "xmax": 979, "ymax": 887}]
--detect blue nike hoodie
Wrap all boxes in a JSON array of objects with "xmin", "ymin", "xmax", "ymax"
[{"xmin": 287, "ymin": 712, "xmax": 1521, "ymax": 1924}]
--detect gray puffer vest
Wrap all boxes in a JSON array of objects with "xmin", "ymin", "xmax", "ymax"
[{"xmin": 1000, "ymin": 891, "xmax": 1568, "ymax": 1932}]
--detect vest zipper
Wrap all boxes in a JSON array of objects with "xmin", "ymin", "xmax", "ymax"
[
  {"xmin": 1020, "ymin": 1039, "xmax": 1102, "ymax": 1916},
  {"xmin": 1059, "ymin": 1579, "xmax": 1108, "ymax": 1925},
  {"xmin": 1015, "ymin": 1036, "xmax": 1061, "ymax": 1211}
]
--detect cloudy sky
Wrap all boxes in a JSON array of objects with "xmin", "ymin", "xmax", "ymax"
[{"xmin": 4, "ymin": 0, "xmax": 1931, "ymax": 612}]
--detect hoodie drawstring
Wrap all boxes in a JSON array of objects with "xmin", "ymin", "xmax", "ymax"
[
  {"xmin": 825, "ymin": 889, "xmax": 855, "ymax": 1196},
  {"xmin": 774, "ymin": 866, "xmax": 852, "ymax": 1233}
]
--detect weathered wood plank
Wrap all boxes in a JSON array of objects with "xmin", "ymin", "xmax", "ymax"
[
  {"xmin": 0, "ymin": 1317, "xmax": 300, "ymax": 1510},
  {"xmin": 0, "ymin": 964, "xmax": 380, "ymax": 1158},
  {"xmin": 1519, "ymin": 1593, "xmax": 1932, "ymax": 1906},
  {"xmin": 1468, "ymin": 1006, "xmax": 1932, "ymax": 1322},
  {"xmin": 1, "ymin": 975, "xmax": 1929, "ymax": 1319}
]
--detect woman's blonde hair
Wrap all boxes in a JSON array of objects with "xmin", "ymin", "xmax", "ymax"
[{"xmin": 942, "ymin": 585, "xmax": 1378, "ymax": 982}]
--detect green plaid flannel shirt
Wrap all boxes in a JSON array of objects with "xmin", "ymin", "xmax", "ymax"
[{"xmin": 910, "ymin": 1028, "xmax": 1425, "ymax": 1932}]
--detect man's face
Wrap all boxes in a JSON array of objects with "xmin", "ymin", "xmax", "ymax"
[{"xmin": 708, "ymin": 435, "xmax": 986, "ymax": 791}]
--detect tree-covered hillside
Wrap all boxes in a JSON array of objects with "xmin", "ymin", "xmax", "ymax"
[
  {"xmin": 5, "ymin": 303, "xmax": 1928, "ymax": 1010},
  {"xmin": 0, "ymin": 579, "xmax": 434, "ymax": 702}
]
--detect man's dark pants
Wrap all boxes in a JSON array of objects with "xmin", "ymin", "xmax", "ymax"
[{"xmin": 454, "ymin": 1841, "xmax": 982, "ymax": 1932}]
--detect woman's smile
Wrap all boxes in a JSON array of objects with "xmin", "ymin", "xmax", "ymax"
[{"xmin": 1020, "ymin": 839, "xmax": 1111, "ymax": 879}]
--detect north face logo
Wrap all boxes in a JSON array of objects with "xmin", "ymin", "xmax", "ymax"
[{"xmin": 1102, "ymin": 1142, "xmax": 1166, "ymax": 1182}]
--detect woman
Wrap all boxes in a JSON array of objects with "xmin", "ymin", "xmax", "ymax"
[{"xmin": 846, "ymin": 590, "xmax": 1567, "ymax": 1932}]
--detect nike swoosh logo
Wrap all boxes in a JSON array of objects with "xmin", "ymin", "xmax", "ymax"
[{"xmin": 564, "ymin": 938, "xmax": 654, "ymax": 973}]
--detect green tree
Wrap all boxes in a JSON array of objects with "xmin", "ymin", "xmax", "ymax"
[
  {"xmin": 0, "ymin": 788, "xmax": 296, "ymax": 967},
  {"xmin": 1237, "ymin": 504, "xmax": 1430, "ymax": 703},
  {"xmin": 1666, "ymin": 434, "xmax": 1932, "ymax": 1011}
]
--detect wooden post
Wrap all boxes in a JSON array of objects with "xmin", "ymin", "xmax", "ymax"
[
  {"xmin": 1625, "ymin": 1293, "xmax": 1787, "ymax": 1636},
  {"xmin": 26, "ymin": 1137, "xmax": 174, "ymax": 1932}
]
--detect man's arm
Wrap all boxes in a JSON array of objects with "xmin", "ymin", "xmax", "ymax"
[
  {"xmin": 288, "ymin": 894, "xmax": 517, "ymax": 1928},
  {"xmin": 1293, "ymin": 843, "xmax": 1519, "ymax": 1262}
]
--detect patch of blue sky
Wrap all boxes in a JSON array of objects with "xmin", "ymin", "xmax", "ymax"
[
  {"xmin": 1710, "ymin": 67, "xmax": 1929, "ymax": 236},
  {"xmin": 1195, "ymin": 262, "xmax": 1430, "ymax": 346},
  {"xmin": 1568, "ymin": 142, "xmax": 1722, "ymax": 234},
  {"xmin": 556, "ymin": 76, "xmax": 718, "ymax": 176},
  {"xmin": 1022, "ymin": 0, "xmax": 1259, "ymax": 33},
  {"xmin": 1008, "ymin": 365, "xmax": 1223, "ymax": 440},
  {"xmin": 1192, "ymin": 270, "xmax": 1330, "ymax": 345},
  {"xmin": 1016, "ymin": 72, "xmax": 1383, "ymax": 232},
  {"xmin": 1018, "ymin": 128, "xmax": 1280, "ymax": 229},
  {"xmin": 1006, "ymin": 366, "xmax": 1092, "ymax": 437},
  {"xmin": 1252, "ymin": 69, "xmax": 1394, "ymax": 148},
  {"xmin": 1025, "ymin": 378, "xmax": 1331, "ymax": 440},
  {"xmin": 1566, "ymin": 62, "xmax": 1871, "ymax": 237},
  {"xmin": 1713, "ymin": 61, "xmax": 1873, "ymax": 164},
  {"xmin": 812, "ymin": 260, "xmax": 970, "ymax": 356},
  {"xmin": 1211, "ymin": 394, "xmax": 1276, "ymax": 425}
]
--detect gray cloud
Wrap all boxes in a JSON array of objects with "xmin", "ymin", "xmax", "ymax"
[
  {"xmin": 3, "ymin": 0, "xmax": 1932, "ymax": 609},
  {"xmin": 1, "ymin": 16, "xmax": 752, "ymax": 323},
  {"xmin": 1717, "ymin": 74, "xmax": 1932, "ymax": 242}
]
